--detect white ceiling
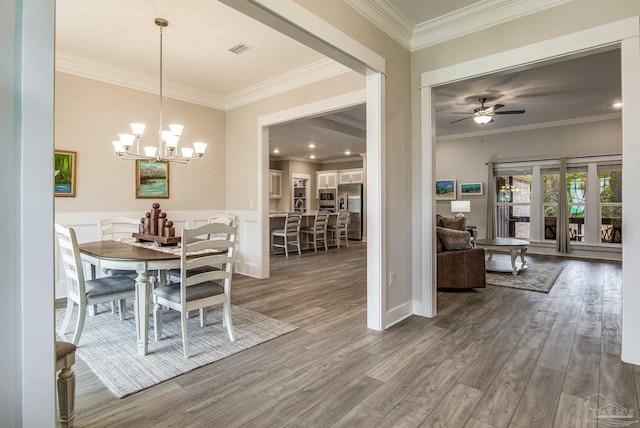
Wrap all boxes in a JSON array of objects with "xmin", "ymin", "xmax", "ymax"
[{"xmin": 56, "ymin": 0, "xmax": 621, "ymax": 160}]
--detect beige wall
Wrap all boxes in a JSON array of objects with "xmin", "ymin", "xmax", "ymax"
[
  {"xmin": 292, "ymin": 0, "xmax": 413, "ymax": 310},
  {"xmin": 319, "ymin": 159, "xmax": 363, "ymax": 170},
  {"xmin": 436, "ymin": 119, "xmax": 622, "ymax": 239},
  {"xmin": 225, "ymin": 71, "xmax": 364, "ymax": 211},
  {"xmin": 55, "ymin": 72, "xmax": 226, "ymax": 214}
]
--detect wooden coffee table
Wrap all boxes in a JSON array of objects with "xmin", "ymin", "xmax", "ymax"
[{"xmin": 474, "ymin": 237, "xmax": 530, "ymax": 276}]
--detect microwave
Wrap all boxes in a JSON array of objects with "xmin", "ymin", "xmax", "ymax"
[{"xmin": 319, "ymin": 189, "xmax": 336, "ymax": 201}]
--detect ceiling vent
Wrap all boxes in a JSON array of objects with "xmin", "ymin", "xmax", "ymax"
[{"xmin": 228, "ymin": 43, "xmax": 251, "ymax": 54}]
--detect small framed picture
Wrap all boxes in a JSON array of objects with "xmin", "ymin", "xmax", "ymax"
[
  {"xmin": 54, "ymin": 150, "xmax": 77, "ymax": 197},
  {"xmin": 136, "ymin": 160, "xmax": 170, "ymax": 199},
  {"xmin": 435, "ymin": 179, "xmax": 456, "ymax": 200},
  {"xmin": 460, "ymin": 182, "xmax": 484, "ymax": 196}
]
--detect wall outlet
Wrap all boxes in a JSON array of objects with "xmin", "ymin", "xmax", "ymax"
[
  {"xmin": 249, "ymin": 201, "xmax": 255, "ymax": 210},
  {"xmin": 389, "ymin": 271, "xmax": 396, "ymax": 286}
]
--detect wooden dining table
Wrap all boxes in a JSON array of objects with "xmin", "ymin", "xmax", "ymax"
[{"xmin": 78, "ymin": 239, "xmax": 182, "ymax": 356}]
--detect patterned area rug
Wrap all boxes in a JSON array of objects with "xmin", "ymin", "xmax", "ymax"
[
  {"xmin": 56, "ymin": 304, "xmax": 297, "ymax": 398},
  {"xmin": 486, "ymin": 261, "xmax": 564, "ymax": 293}
]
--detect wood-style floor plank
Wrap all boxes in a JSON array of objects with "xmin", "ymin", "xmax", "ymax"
[{"xmin": 66, "ymin": 248, "xmax": 636, "ymax": 428}]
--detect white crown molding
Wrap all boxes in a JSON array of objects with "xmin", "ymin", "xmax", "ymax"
[
  {"xmin": 344, "ymin": 0, "xmax": 412, "ymax": 50},
  {"xmin": 223, "ymin": 59, "xmax": 351, "ymax": 110},
  {"xmin": 345, "ymin": 0, "xmax": 572, "ymax": 52},
  {"xmin": 322, "ymin": 156, "xmax": 363, "ymax": 164},
  {"xmin": 436, "ymin": 112, "xmax": 621, "ymax": 141},
  {"xmin": 56, "ymin": 52, "xmax": 351, "ymax": 111},
  {"xmin": 56, "ymin": 52, "xmax": 226, "ymax": 109},
  {"xmin": 412, "ymin": 0, "xmax": 573, "ymax": 51},
  {"xmin": 324, "ymin": 113, "xmax": 366, "ymax": 130}
]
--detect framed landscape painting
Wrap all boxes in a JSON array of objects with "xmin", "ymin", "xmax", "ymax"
[
  {"xmin": 54, "ymin": 150, "xmax": 76, "ymax": 197},
  {"xmin": 435, "ymin": 179, "xmax": 456, "ymax": 200},
  {"xmin": 460, "ymin": 182, "xmax": 484, "ymax": 196},
  {"xmin": 136, "ymin": 160, "xmax": 169, "ymax": 199}
]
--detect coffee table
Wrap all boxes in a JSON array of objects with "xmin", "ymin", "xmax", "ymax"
[{"xmin": 474, "ymin": 237, "xmax": 530, "ymax": 276}]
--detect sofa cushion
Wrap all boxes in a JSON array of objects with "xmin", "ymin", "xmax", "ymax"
[
  {"xmin": 436, "ymin": 226, "xmax": 472, "ymax": 251},
  {"xmin": 440, "ymin": 216, "xmax": 466, "ymax": 231}
]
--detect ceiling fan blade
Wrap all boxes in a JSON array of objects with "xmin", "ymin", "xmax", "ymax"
[
  {"xmin": 490, "ymin": 103, "xmax": 505, "ymax": 112},
  {"xmin": 450, "ymin": 112, "xmax": 473, "ymax": 115},
  {"xmin": 494, "ymin": 110, "xmax": 525, "ymax": 115},
  {"xmin": 450, "ymin": 116, "xmax": 473, "ymax": 124}
]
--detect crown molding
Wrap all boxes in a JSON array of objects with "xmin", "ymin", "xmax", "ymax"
[
  {"xmin": 411, "ymin": 0, "xmax": 572, "ymax": 51},
  {"xmin": 56, "ymin": 52, "xmax": 226, "ymax": 109},
  {"xmin": 344, "ymin": 0, "xmax": 412, "ymax": 50},
  {"xmin": 345, "ymin": 0, "xmax": 571, "ymax": 52},
  {"xmin": 436, "ymin": 112, "xmax": 621, "ymax": 141},
  {"xmin": 56, "ymin": 52, "xmax": 351, "ymax": 111},
  {"xmin": 324, "ymin": 113, "xmax": 366, "ymax": 130},
  {"xmin": 224, "ymin": 59, "xmax": 351, "ymax": 110},
  {"xmin": 322, "ymin": 156, "xmax": 363, "ymax": 164}
]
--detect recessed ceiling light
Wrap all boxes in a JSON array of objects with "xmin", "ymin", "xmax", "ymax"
[
  {"xmin": 310, "ymin": 155, "xmax": 316, "ymax": 159},
  {"xmin": 613, "ymin": 102, "xmax": 623, "ymax": 109},
  {"xmin": 345, "ymin": 150, "xmax": 351, "ymax": 155},
  {"xmin": 273, "ymin": 148, "xmax": 280, "ymax": 154},
  {"xmin": 308, "ymin": 143, "xmax": 315, "ymax": 148}
]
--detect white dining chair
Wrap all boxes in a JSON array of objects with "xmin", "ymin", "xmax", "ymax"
[
  {"xmin": 55, "ymin": 223, "xmax": 136, "ymax": 345},
  {"xmin": 97, "ymin": 216, "xmax": 139, "ymax": 276},
  {"xmin": 152, "ymin": 222, "xmax": 238, "ymax": 358},
  {"xmin": 271, "ymin": 211, "xmax": 302, "ymax": 257},
  {"xmin": 300, "ymin": 211, "xmax": 330, "ymax": 252},
  {"xmin": 328, "ymin": 211, "xmax": 350, "ymax": 248}
]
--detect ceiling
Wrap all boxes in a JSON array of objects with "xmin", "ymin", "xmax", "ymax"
[{"xmin": 56, "ymin": 1, "xmax": 621, "ymax": 160}]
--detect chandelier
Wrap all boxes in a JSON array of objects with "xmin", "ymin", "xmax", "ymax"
[{"xmin": 111, "ymin": 18, "xmax": 206, "ymax": 163}]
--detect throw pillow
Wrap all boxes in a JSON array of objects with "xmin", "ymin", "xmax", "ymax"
[
  {"xmin": 436, "ymin": 226, "xmax": 472, "ymax": 251},
  {"xmin": 441, "ymin": 216, "xmax": 466, "ymax": 231}
]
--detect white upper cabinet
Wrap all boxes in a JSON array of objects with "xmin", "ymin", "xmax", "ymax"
[
  {"xmin": 338, "ymin": 168, "xmax": 363, "ymax": 184},
  {"xmin": 269, "ymin": 169, "xmax": 282, "ymax": 199},
  {"xmin": 317, "ymin": 171, "xmax": 338, "ymax": 189}
]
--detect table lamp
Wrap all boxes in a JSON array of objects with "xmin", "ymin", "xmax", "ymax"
[{"xmin": 451, "ymin": 200, "xmax": 471, "ymax": 218}]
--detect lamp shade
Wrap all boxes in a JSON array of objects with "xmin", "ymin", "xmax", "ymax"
[
  {"xmin": 473, "ymin": 115, "xmax": 493, "ymax": 124},
  {"xmin": 451, "ymin": 200, "xmax": 471, "ymax": 213}
]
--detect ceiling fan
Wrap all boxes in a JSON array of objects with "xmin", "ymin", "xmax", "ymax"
[{"xmin": 450, "ymin": 97, "xmax": 525, "ymax": 124}]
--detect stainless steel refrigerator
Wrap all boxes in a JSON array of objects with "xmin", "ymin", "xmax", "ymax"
[{"xmin": 337, "ymin": 183, "xmax": 363, "ymax": 240}]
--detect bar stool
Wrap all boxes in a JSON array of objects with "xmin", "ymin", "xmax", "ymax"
[
  {"xmin": 300, "ymin": 211, "xmax": 330, "ymax": 252},
  {"xmin": 271, "ymin": 212, "xmax": 302, "ymax": 257},
  {"xmin": 328, "ymin": 211, "xmax": 350, "ymax": 248}
]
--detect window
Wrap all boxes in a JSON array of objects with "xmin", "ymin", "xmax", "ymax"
[
  {"xmin": 495, "ymin": 172, "xmax": 532, "ymax": 239},
  {"xmin": 567, "ymin": 166, "xmax": 587, "ymax": 242},
  {"xmin": 599, "ymin": 164, "xmax": 622, "ymax": 243},
  {"xmin": 493, "ymin": 156, "xmax": 621, "ymax": 248},
  {"xmin": 542, "ymin": 168, "xmax": 559, "ymax": 240}
]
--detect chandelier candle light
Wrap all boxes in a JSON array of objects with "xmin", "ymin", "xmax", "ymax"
[{"xmin": 112, "ymin": 18, "xmax": 206, "ymax": 163}]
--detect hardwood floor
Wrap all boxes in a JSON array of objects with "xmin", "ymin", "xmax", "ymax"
[{"xmin": 69, "ymin": 243, "xmax": 636, "ymax": 428}]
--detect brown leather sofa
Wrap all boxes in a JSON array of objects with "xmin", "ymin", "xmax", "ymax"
[{"xmin": 436, "ymin": 215, "xmax": 486, "ymax": 289}]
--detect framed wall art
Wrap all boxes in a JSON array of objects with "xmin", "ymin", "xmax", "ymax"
[
  {"xmin": 435, "ymin": 179, "xmax": 456, "ymax": 200},
  {"xmin": 54, "ymin": 150, "xmax": 77, "ymax": 197},
  {"xmin": 136, "ymin": 160, "xmax": 169, "ymax": 199},
  {"xmin": 460, "ymin": 182, "xmax": 484, "ymax": 196}
]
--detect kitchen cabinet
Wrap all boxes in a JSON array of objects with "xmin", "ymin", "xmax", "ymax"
[
  {"xmin": 339, "ymin": 168, "xmax": 363, "ymax": 184},
  {"xmin": 317, "ymin": 171, "xmax": 338, "ymax": 189},
  {"xmin": 269, "ymin": 169, "xmax": 282, "ymax": 199}
]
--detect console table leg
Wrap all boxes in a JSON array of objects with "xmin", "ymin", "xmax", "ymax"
[{"xmin": 520, "ymin": 248, "xmax": 528, "ymax": 267}]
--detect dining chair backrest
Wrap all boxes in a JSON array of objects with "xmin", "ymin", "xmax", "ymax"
[
  {"xmin": 55, "ymin": 223, "xmax": 87, "ymax": 304},
  {"xmin": 97, "ymin": 216, "xmax": 139, "ymax": 240},
  {"xmin": 284, "ymin": 211, "xmax": 302, "ymax": 235},
  {"xmin": 179, "ymin": 222, "xmax": 238, "ymax": 308},
  {"xmin": 313, "ymin": 211, "xmax": 330, "ymax": 232},
  {"xmin": 337, "ymin": 211, "xmax": 350, "ymax": 229},
  {"xmin": 207, "ymin": 213, "xmax": 238, "ymax": 240}
]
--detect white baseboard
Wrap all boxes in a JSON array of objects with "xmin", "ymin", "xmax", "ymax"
[{"xmin": 385, "ymin": 301, "xmax": 413, "ymax": 328}]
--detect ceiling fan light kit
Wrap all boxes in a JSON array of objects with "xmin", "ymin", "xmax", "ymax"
[{"xmin": 450, "ymin": 97, "xmax": 525, "ymax": 125}]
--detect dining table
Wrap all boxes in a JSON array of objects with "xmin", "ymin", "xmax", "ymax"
[{"xmin": 78, "ymin": 238, "xmax": 182, "ymax": 356}]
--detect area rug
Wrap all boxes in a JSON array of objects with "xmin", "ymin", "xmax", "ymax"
[
  {"xmin": 55, "ymin": 304, "xmax": 297, "ymax": 398},
  {"xmin": 485, "ymin": 262, "xmax": 564, "ymax": 293}
]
